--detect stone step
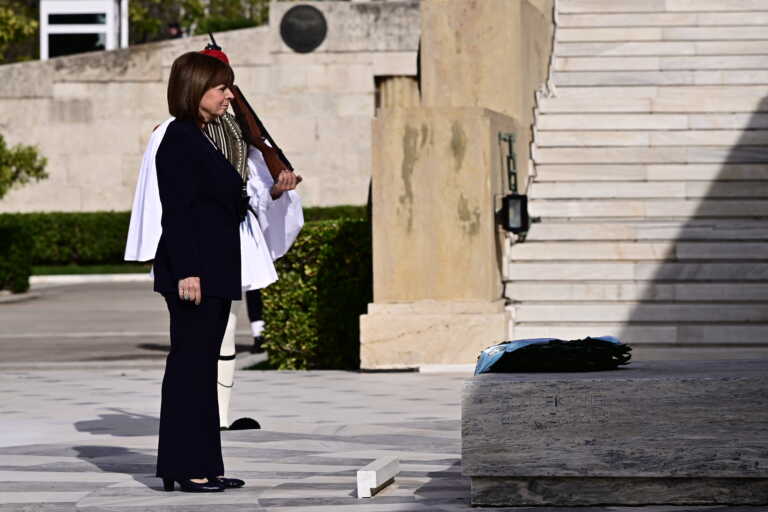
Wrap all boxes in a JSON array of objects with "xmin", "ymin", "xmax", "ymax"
[
  {"xmin": 532, "ymin": 146, "xmax": 768, "ymax": 164},
  {"xmin": 525, "ymin": 220, "xmax": 768, "ymax": 241},
  {"xmin": 556, "ymin": 40, "xmax": 768, "ymax": 57},
  {"xmin": 537, "ymin": 97, "xmax": 768, "ymax": 114},
  {"xmin": 508, "ymin": 322, "xmax": 768, "ymax": 345},
  {"xmin": 553, "ymin": 70, "xmax": 768, "ymax": 86},
  {"xmin": 534, "ymin": 164, "xmax": 768, "ymax": 182},
  {"xmin": 554, "ymin": 55, "xmax": 768, "ymax": 72},
  {"xmin": 513, "ymin": 302, "xmax": 768, "ymax": 323},
  {"xmin": 535, "ymin": 130, "xmax": 768, "ymax": 147},
  {"xmin": 538, "ymin": 85, "xmax": 768, "ymax": 113},
  {"xmin": 559, "ymin": 0, "xmax": 768, "ymax": 14},
  {"xmin": 549, "ymin": 85, "xmax": 767, "ymax": 99},
  {"xmin": 537, "ymin": 114, "xmax": 768, "ymax": 131},
  {"xmin": 559, "ymin": 26, "xmax": 768, "ymax": 42},
  {"xmin": 508, "ymin": 241, "xmax": 768, "ymax": 261},
  {"xmin": 530, "ymin": 181, "xmax": 768, "ymax": 199},
  {"xmin": 529, "ymin": 198, "xmax": 768, "ymax": 218},
  {"xmin": 559, "ymin": 12, "xmax": 768, "ymax": 28},
  {"xmin": 505, "ymin": 281, "xmax": 768, "ymax": 302},
  {"xmin": 506, "ymin": 261, "xmax": 768, "ymax": 281}
]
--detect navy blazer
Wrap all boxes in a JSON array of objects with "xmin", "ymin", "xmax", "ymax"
[{"xmin": 153, "ymin": 119, "xmax": 243, "ymax": 300}]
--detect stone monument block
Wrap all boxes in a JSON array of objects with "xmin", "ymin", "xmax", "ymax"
[
  {"xmin": 361, "ymin": 300, "xmax": 508, "ymax": 369},
  {"xmin": 360, "ymin": 107, "xmax": 517, "ymax": 368},
  {"xmin": 462, "ymin": 360, "xmax": 768, "ymax": 506},
  {"xmin": 369, "ymin": 107, "xmax": 516, "ymax": 303}
]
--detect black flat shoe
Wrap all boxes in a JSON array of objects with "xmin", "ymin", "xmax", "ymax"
[
  {"xmin": 228, "ymin": 417, "xmax": 261, "ymax": 430},
  {"xmin": 251, "ymin": 336, "xmax": 265, "ymax": 354},
  {"xmin": 214, "ymin": 476, "xmax": 245, "ymax": 488},
  {"xmin": 162, "ymin": 477, "xmax": 224, "ymax": 492}
]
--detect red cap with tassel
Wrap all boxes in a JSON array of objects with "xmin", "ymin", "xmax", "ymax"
[{"xmin": 200, "ymin": 33, "xmax": 229, "ymax": 64}]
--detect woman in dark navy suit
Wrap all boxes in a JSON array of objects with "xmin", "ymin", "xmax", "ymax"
[{"xmin": 153, "ymin": 52, "xmax": 246, "ymax": 492}]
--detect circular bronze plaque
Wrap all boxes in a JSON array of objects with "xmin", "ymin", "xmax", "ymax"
[{"xmin": 280, "ymin": 5, "xmax": 328, "ymax": 54}]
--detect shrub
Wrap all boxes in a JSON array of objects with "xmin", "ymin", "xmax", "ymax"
[
  {"xmin": 0, "ymin": 206, "xmax": 364, "ymax": 266},
  {"xmin": 261, "ymin": 219, "xmax": 372, "ymax": 370},
  {"xmin": 0, "ymin": 211, "xmax": 131, "ymax": 265},
  {"xmin": 0, "ymin": 224, "xmax": 32, "ymax": 293},
  {"xmin": 0, "ymin": 134, "xmax": 47, "ymax": 199},
  {"xmin": 302, "ymin": 205, "xmax": 366, "ymax": 222}
]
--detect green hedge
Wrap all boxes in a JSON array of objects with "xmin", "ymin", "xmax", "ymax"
[
  {"xmin": 262, "ymin": 219, "xmax": 372, "ymax": 370},
  {"xmin": 0, "ymin": 206, "xmax": 365, "ymax": 266},
  {"xmin": 0, "ymin": 211, "xmax": 131, "ymax": 266},
  {"xmin": 302, "ymin": 205, "xmax": 366, "ymax": 222},
  {"xmin": 0, "ymin": 225, "xmax": 32, "ymax": 293}
]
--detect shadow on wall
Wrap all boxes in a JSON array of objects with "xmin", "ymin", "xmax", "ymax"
[{"xmin": 620, "ymin": 96, "xmax": 768, "ymax": 358}]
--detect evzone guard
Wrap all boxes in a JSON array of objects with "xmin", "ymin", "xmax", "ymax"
[{"xmin": 125, "ymin": 34, "xmax": 304, "ymax": 431}]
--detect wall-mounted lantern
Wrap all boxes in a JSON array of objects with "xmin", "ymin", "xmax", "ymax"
[
  {"xmin": 498, "ymin": 132, "xmax": 530, "ymax": 234},
  {"xmin": 500, "ymin": 193, "xmax": 530, "ymax": 234}
]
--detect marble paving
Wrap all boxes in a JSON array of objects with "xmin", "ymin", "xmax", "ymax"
[{"xmin": 0, "ymin": 368, "xmax": 759, "ymax": 512}]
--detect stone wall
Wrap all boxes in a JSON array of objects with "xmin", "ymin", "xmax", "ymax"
[{"xmin": 0, "ymin": 1, "xmax": 419, "ymax": 212}]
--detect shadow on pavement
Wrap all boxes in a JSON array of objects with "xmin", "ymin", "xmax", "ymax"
[
  {"xmin": 74, "ymin": 408, "xmax": 159, "ymax": 437},
  {"xmin": 73, "ymin": 409, "xmax": 162, "ymax": 489},
  {"xmin": 138, "ymin": 342, "xmax": 254, "ymax": 353},
  {"xmin": 412, "ymin": 459, "xmax": 469, "ymax": 505},
  {"xmin": 74, "ymin": 445, "xmax": 160, "ymax": 490}
]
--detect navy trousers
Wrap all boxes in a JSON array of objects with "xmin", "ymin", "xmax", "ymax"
[{"xmin": 156, "ymin": 294, "xmax": 231, "ymax": 479}]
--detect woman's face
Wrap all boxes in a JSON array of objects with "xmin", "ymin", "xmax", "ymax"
[{"xmin": 199, "ymin": 84, "xmax": 234, "ymax": 122}]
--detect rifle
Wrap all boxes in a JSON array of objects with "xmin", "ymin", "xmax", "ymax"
[
  {"xmin": 206, "ymin": 33, "xmax": 298, "ymax": 182},
  {"xmin": 230, "ymin": 85, "xmax": 298, "ymax": 182}
]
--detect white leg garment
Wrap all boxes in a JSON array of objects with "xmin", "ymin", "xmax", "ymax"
[
  {"xmin": 218, "ymin": 312, "xmax": 237, "ymax": 429},
  {"xmin": 250, "ymin": 320, "xmax": 265, "ymax": 337}
]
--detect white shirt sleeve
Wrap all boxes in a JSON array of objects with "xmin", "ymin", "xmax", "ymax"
[{"xmin": 246, "ymin": 145, "xmax": 304, "ymax": 261}]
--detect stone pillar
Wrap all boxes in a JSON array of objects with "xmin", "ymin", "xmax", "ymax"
[
  {"xmin": 359, "ymin": 0, "xmax": 553, "ymax": 369},
  {"xmin": 420, "ymin": 0, "xmax": 554, "ymax": 181},
  {"xmin": 377, "ymin": 76, "xmax": 420, "ymax": 112},
  {"xmin": 360, "ymin": 108, "xmax": 516, "ymax": 368}
]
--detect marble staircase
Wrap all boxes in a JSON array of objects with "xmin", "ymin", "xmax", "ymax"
[{"xmin": 506, "ymin": 0, "xmax": 768, "ymax": 350}]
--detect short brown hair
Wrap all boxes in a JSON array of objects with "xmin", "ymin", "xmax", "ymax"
[{"xmin": 167, "ymin": 52, "xmax": 235, "ymax": 122}]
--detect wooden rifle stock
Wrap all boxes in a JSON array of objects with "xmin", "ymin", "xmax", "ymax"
[{"xmin": 231, "ymin": 85, "xmax": 295, "ymax": 181}]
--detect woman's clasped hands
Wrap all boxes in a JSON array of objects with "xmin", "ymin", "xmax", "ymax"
[{"xmin": 178, "ymin": 276, "xmax": 202, "ymax": 305}]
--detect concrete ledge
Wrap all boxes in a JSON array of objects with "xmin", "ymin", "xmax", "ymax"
[
  {"xmin": 30, "ymin": 274, "xmax": 152, "ymax": 288},
  {"xmin": 462, "ymin": 359, "xmax": 768, "ymax": 506},
  {"xmin": 0, "ymin": 292, "xmax": 41, "ymax": 304},
  {"xmin": 419, "ymin": 364, "xmax": 475, "ymax": 374},
  {"xmin": 357, "ymin": 456, "xmax": 399, "ymax": 498}
]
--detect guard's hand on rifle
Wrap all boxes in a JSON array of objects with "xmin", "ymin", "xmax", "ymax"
[
  {"xmin": 271, "ymin": 169, "xmax": 302, "ymax": 199},
  {"xmin": 230, "ymin": 85, "xmax": 299, "ymax": 182}
]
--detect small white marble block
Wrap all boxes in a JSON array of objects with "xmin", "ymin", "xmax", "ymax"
[{"xmin": 356, "ymin": 456, "xmax": 399, "ymax": 498}]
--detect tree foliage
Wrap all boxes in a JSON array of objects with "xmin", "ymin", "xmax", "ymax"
[
  {"xmin": 130, "ymin": 0, "xmax": 271, "ymax": 45},
  {"xmin": 0, "ymin": 134, "xmax": 47, "ymax": 201},
  {"xmin": 0, "ymin": 0, "xmax": 278, "ymax": 63},
  {"xmin": 0, "ymin": 2, "xmax": 37, "ymax": 62},
  {"xmin": 129, "ymin": 0, "xmax": 203, "ymax": 45}
]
